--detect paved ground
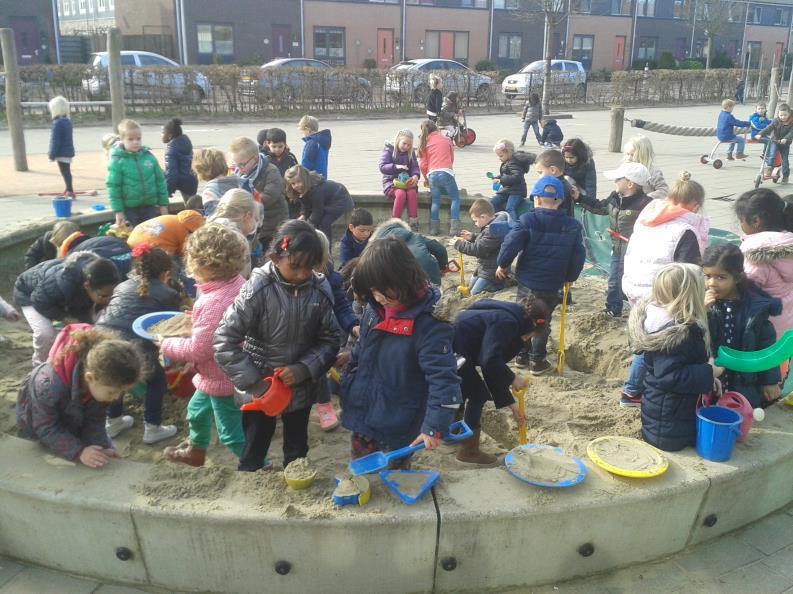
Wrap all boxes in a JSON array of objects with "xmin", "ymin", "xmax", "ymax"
[{"xmin": 0, "ymin": 103, "xmax": 774, "ymax": 233}]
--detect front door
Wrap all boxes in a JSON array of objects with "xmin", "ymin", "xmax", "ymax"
[
  {"xmin": 439, "ymin": 31, "xmax": 454, "ymax": 60},
  {"xmin": 613, "ymin": 35, "xmax": 626, "ymax": 71},
  {"xmin": 377, "ymin": 29, "xmax": 393, "ymax": 69},
  {"xmin": 775, "ymin": 42, "xmax": 784, "ymax": 66},
  {"xmin": 271, "ymin": 25, "xmax": 292, "ymax": 59},
  {"xmin": 9, "ymin": 16, "xmax": 39, "ymax": 65}
]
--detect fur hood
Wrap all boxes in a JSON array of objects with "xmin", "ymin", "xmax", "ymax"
[
  {"xmin": 371, "ymin": 217, "xmax": 411, "ymax": 241},
  {"xmin": 742, "ymin": 232, "xmax": 793, "ymax": 265},
  {"xmin": 628, "ymin": 298, "xmax": 710, "ymax": 355}
]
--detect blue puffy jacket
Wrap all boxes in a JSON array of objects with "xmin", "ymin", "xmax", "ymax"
[
  {"xmin": 496, "ymin": 207, "xmax": 585, "ymax": 292},
  {"xmin": 301, "ymin": 129, "xmax": 332, "ymax": 178},
  {"xmin": 340, "ymin": 286, "xmax": 462, "ymax": 449},
  {"xmin": 749, "ymin": 112, "xmax": 771, "ymax": 134},
  {"xmin": 48, "ymin": 117, "xmax": 75, "ymax": 160},
  {"xmin": 716, "ymin": 111, "xmax": 750, "ymax": 141},
  {"xmin": 339, "ymin": 229, "xmax": 368, "ymax": 268},
  {"xmin": 164, "ymin": 134, "xmax": 198, "ymax": 197},
  {"xmin": 325, "ymin": 263, "xmax": 358, "ymax": 335}
]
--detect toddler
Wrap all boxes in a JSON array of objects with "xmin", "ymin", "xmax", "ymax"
[
  {"xmin": 379, "ymin": 129, "xmax": 421, "ymax": 230},
  {"xmin": 339, "ymin": 208, "xmax": 374, "ymax": 268},
  {"xmin": 162, "ymin": 118, "xmax": 198, "ymax": 200},
  {"xmin": 193, "ymin": 148, "xmax": 241, "ymax": 219},
  {"xmin": 48, "ymin": 96, "xmax": 75, "ymax": 199},
  {"xmin": 298, "ymin": 115, "xmax": 332, "ymax": 178},
  {"xmin": 284, "ymin": 165, "xmax": 354, "ymax": 244},
  {"xmin": 623, "ymin": 135, "xmax": 668, "ymax": 199},
  {"xmin": 562, "ymin": 138, "xmax": 597, "ymax": 200},
  {"xmin": 417, "ymin": 119, "xmax": 461, "ymax": 235},
  {"xmin": 755, "ymin": 103, "xmax": 793, "ymax": 183},
  {"xmin": 540, "ymin": 118, "xmax": 563, "ymax": 147},
  {"xmin": 453, "ymin": 199, "xmax": 510, "ymax": 295},
  {"xmin": 534, "ymin": 149, "xmax": 574, "ymax": 215},
  {"xmin": 717, "ymin": 98, "xmax": 750, "ymax": 161},
  {"xmin": 520, "ymin": 92, "xmax": 542, "ymax": 146},
  {"xmin": 489, "ymin": 138, "xmax": 534, "ymax": 223}
]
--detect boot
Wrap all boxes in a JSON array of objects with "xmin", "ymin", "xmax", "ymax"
[
  {"xmin": 455, "ymin": 429, "xmax": 498, "ymax": 465},
  {"xmin": 449, "ymin": 219, "xmax": 462, "ymax": 236},
  {"xmin": 429, "ymin": 219, "xmax": 441, "ymax": 236},
  {"xmin": 409, "ymin": 217, "xmax": 420, "ymax": 232},
  {"xmin": 764, "ymin": 166, "xmax": 773, "ymax": 179},
  {"xmin": 164, "ymin": 443, "xmax": 206, "ymax": 467}
]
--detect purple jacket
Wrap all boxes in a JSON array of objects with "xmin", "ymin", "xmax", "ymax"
[{"xmin": 379, "ymin": 142, "xmax": 420, "ymax": 194}]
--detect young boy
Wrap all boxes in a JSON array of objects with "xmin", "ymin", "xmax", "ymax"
[
  {"xmin": 534, "ymin": 149, "xmax": 574, "ymax": 216},
  {"xmin": 575, "ymin": 162, "xmax": 651, "ymax": 318},
  {"xmin": 298, "ymin": 115, "xmax": 332, "ymax": 178},
  {"xmin": 454, "ymin": 199, "xmax": 511, "ymax": 295},
  {"xmin": 496, "ymin": 176, "xmax": 586, "ymax": 374},
  {"xmin": 756, "ymin": 102, "xmax": 793, "ymax": 183},
  {"xmin": 750, "ymin": 102, "xmax": 770, "ymax": 136},
  {"xmin": 24, "ymin": 220, "xmax": 79, "ymax": 270},
  {"xmin": 717, "ymin": 99, "xmax": 750, "ymax": 161},
  {"xmin": 339, "ymin": 208, "xmax": 374, "ymax": 267},
  {"xmin": 193, "ymin": 148, "xmax": 241, "ymax": 219},
  {"xmin": 262, "ymin": 127, "xmax": 299, "ymax": 217},
  {"xmin": 426, "ymin": 75, "xmax": 443, "ymax": 122},
  {"xmin": 540, "ymin": 118, "xmax": 563, "ymax": 147}
]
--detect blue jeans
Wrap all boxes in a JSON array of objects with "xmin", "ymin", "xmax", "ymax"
[
  {"xmin": 428, "ymin": 171, "xmax": 461, "ymax": 222},
  {"xmin": 724, "ymin": 135, "xmax": 745, "ymax": 156},
  {"xmin": 517, "ymin": 285, "xmax": 561, "ymax": 363},
  {"xmin": 471, "ymin": 276, "xmax": 505, "ymax": 295},
  {"xmin": 623, "ymin": 353, "xmax": 647, "ymax": 397},
  {"xmin": 108, "ymin": 353, "xmax": 166, "ymax": 425},
  {"xmin": 606, "ymin": 251, "xmax": 625, "ymax": 315},
  {"xmin": 124, "ymin": 205, "xmax": 160, "ymax": 227},
  {"xmin": 767, "ymin": 142, "xmax": 791, "ymax": 177},
  {"xmin": 490, "ymin": 193, "xmax": 524, "ymax": 224},
  {"xmin": 521, "ymin": 120, "xmax": 541, "ymax": 145}
]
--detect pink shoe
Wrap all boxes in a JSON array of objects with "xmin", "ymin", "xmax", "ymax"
[{"xmin": 316, "ymin": 402, "xmax": 340, "ymax": 431}]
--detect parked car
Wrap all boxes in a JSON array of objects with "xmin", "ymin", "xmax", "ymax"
[
  {"xmin": 238, "ymin": 58, "xmax": 372, "ymax": 103},
  {"xmin": 501, "ymin": 60, "xmax": 587, "ymax": 100},
  {"xmin": 384, "ymin": 59, "xmax": 493, "ymax": 103},
  {"xmin": 83, "ymin": 51, "xmax": 210, "ymax": 103}
]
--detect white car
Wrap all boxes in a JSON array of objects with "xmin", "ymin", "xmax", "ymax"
[
  {"xmin": 501, "ymin": 60, "xmax": 587, "ymax": 100},
  {"xmin": 385, "ymin": 59, "xmax": 493, "ymax": 102}
]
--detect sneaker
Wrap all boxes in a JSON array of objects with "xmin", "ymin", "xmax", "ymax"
[
  {"xmin": 726, "ymin": 154, "xmax": 735, "ymax": 161},
  {"xmin": 64, "ymin": 191, "xmax": 76, "ymax": 200},
  {"xmin": 734, "ymin": 152, "xmax": 748, "ymax": 160},
  {"xmin": 316, "ymin": 402, "xmax": 340, "ymax": 431},
  {"xmin": 143, "ymin": 422, "xmax": 178, "ymax": 444},
  {"xmin": 783, "ymin": 176, "xmax": 790, "ymax": 184},
  {"xmin": 604, "ymin": 309, "xmax": 622, "ymax": 319},
  {"xmin": 515, "ymin": 351, "xmax": 531, "ymax": 368},
  {"xmin": 619, "ymin": 392, "xmax": 642, "ymax": 408},
  {"xmin": 529, "ymin": 359, "xmax": 552, "ymax": 376},
  {"xmin": 106, "ymin": 415, "xmax": 134, "ymax": 438}
]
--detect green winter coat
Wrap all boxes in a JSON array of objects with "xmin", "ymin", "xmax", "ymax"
[{"xmin": 106, "ymin": 145, "xmax": 168, "ymax": 212}]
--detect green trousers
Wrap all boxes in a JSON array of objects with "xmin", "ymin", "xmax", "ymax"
[{"xmin": 187, "ymin": 390, "xmax": 244, "ymax": 458}]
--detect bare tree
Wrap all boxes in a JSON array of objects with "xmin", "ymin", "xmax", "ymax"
[{"xmin": 690, "ymin": 0, "xmax": 735, "ymax": 69}]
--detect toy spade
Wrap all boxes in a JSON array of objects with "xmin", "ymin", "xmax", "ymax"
[
  {"xmin": 556, "ymin": 282, "xmax": 571, "ymax": 374},
  {"xmin": 486, "ymin": 171, "xmax": 495, "ymax": 179},
  {"xmin": 457, "ymin": 252, "xmax": 470, "ymax": 296},
  {"xmin": 512, "ymin": 384, "xmax": 527, "ymax": 445}
]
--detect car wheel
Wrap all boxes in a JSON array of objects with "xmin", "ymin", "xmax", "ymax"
[
  {"xmin": 182, "ymin": 85, "xmax": 204, "ymax": 104},
  {"xmin": 475, "ymin": 84, "xmax": 490, "ymax": 101},
  {"xmin": 413, "ymin": 83, "xmax": 429, "ymax": 103},
  {"xmin": 575, "ymin": 83, "xmax": 586, "ymax": 99}
]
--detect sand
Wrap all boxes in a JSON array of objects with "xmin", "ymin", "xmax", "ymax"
[
  {"xmin": 284, "ymin": 457, "xmax": 316, "ymax": 480},
  {"xmin": 148, "ymin": 313, "xmax": 191, "ymax": 338},
  {"xmin": 507, "ymin": 447, "xmax": 582, "ymax": 485}
]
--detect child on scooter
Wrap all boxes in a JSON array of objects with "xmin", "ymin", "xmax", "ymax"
[{"xmin": 755, "ymin": 103, "xmax": 793, "ymax": 183}]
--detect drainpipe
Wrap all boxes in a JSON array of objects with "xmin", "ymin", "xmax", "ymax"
[
  {"xmin": 174, "ymin": 0, "xmax": 182, "ymax": 63},
  {"xmin": 180, "ymin": 0, "xmax": 188, "ymax": 64},
  {"xmin": 629, "ymin": 0, "xmax": 638, "ymax": 68},
  {"xmin": 51, "ymin": 0, "xmax": 61, "ymax": 64},
  {"xmin": 488, "ymin": 0, "xmax": 494, "ymax": 61},
  {"xmin": 740, "ymin": 1, "xmax": 748, "ymax": 69},
  {"xmin": 564, "ymin": 0, "xmax": 570, "ymax": 60},
  {"xmin": 402, "ymin": 0, "xmax": 406, "ymax": 61},
  {"xmin": 300, "ymin": 0, "xmax": 305, "ymax": 58},
  {"xmin": 689, "ymin": 0, "xmax": 697, "ymax": 57}
]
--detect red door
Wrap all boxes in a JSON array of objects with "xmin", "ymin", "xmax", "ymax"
[
  {"xmin": 271, "ymin": 25, "xmax": 292, "ymax": 59},
  {"xmin": 775, "ymin": 42, "xmax": 784, "ymax": 66},
  {"xmin": 613, "ymin": 35, "xmax": 626, "ymax": 71},
  {"xmin": 439, "ymin": 31, "xmax": 454, "ymax": 59},
  {"xmin": 377, "ymin": 29, "xmax": 394, "ymax": 69},
  {"xmin": 9, "ymin": 16, "xmax": 39, "ymax": 65}
]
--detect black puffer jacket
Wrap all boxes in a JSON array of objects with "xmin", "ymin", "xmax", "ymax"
[
  {"xmin": 164, "ymin": 134, "xmax": 198, "ymax": 196},
  {"xmin": 578, "ymin": 189, "xmax": 652, "ymax": 256},
  {"xmin": 299, "ymin": 180, "xmax": 354, "ymax": 225},
  {"xmin": 213, "ymin": 261, "xmax": 341, "ymax": 412},
  {"xmin": 564, "ymin": 158, "xmax": 597, "ymax": 199},
  {"xmin": 24, "ymin": 231, "xmax": 57, "ymax": 270},
  {"xmin": 454, "ymin": 212, "xmax": 510, "ymax": 281},
  {"xmin": 97, "ymin": 277, "xmax": 182, "ymax": 340},
  {"xmin": 496, "ymin": 151, "xmax": 535, "ymax": 197},
  {"xmin": 67, "ymin": 236, "xmax": 133, "ymax": 279}
]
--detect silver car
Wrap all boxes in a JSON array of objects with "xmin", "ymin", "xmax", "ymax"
[
  {"xmin": 385, "ymin": 59, "xmax": 493, "ymax": 102},
  {"xmin": 502, "ymin": 60, "xmax": 587, "ymax": 100}
]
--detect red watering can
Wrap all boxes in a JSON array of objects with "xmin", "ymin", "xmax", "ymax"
[{"xmin": 240, "ymin": 369, "xmax": 293, "ymax": 416}]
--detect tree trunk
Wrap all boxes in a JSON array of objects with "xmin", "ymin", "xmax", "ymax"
[
  {"xmin": 542, "ymin": 14, "xmax": 552, "ymax": 116},
  {"xmin": 705, "ymin": 34, "xmax": 712, "ymax": 70}
]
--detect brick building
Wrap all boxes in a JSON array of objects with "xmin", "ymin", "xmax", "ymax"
[{"xmin": 1, "ymin": 0, "xmax": 58, "ymax": 64}]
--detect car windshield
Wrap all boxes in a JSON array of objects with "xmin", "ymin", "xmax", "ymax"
[
  {"xmin": 392, "ymin": 62, "xmax": 418, "ymax": 71},
  {"xmin": 520, "ymin": 61, "xmax": 545, "ymax": 73}
]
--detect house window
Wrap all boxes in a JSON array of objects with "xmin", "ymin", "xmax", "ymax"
[
  {"xmin": 494, "ymin": 0, "xmax": 520, "ymax": 8},
  {"xmin": 498, "ymin": 33, "xmax": 521, "ymax": 59},
  {"xmin": 78, "ymin": 0, "xmax": 86, "ymax": 13},
  {"xmin": 611, "ymin": 0, "xmax": 631, "ymax": 15},
  {"xmin": 62, "ymin": 0, "xmax": 70, "ymax": 16},
  {"xmin": 673, "ymin": 0, "xmax": 688, "ymax": 19},
  {"xmin": 752, "ymin": 6, "xmax": 762, "ymax": 24},
  {"xmin": 637, "ymin": 37, "xmax": 657, "ymax": 60},
  {"xmin": 71, "ymin": 0, "xmax": 76, "ymax": 14},
  {"xmin": 572, "ymin": 35, "xmax": 594, "ymax": 69},
  {"xmin": 776, "ymin": 8, "xmax": 788, "ymax": 26},
  {"xmin": 97, "ymin": 0, "xmax": 105, "ymax": 10},
  {"xmin": 314, "ymin": 27, "xmax": 345, "ymax": 65},
  {"xmin": 571, "ymin": 0, "xmax": 591, "ymax": 13},
  {"xmin": 746, "ymin": 41, "xmax": 761, "ymax": 68},
  {"xmin": 197, "ymin": 24, "xmax": 234, "ymax": 57},
  {"xmin": 108, "ymin": 0, "xmax": 114, "ymax": 8},
  {"xmin": 637, "ymin": 0, "xmax": 655, "ymax": 17}
]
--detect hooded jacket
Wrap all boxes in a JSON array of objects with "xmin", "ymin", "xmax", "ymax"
[
  {"xmin": 127, "ymin": 211, "xmax": 204, "ymax": 256},
  {"xmin": 237, "ymin": 154, "xmax": 288, "ymax": 242},
  {"xmin": 628, "ymin": 300, "xmax": 714, "ymax": 452},
  {"xmin": 213, "ymin": 261, "xmax": 341, "ymax": 413},
  {"xmin": 496, "ymin": 152, "xmax": 534, "ymax": 197},
  {"xmin": 67, "ymin": 236, "xmax": 133, "ymax": 279},
  {"xmin": 578, "ymin": 188, "xmax": 652, "ymax": 256},
  {"xmin": 640, "ymin": 164, "xmax": 669, "ymax": 201},
  {"xmin": 541, "ymin": 119, "xmax": 563, "ymax": 145},
  {"xmin": 106, "ymin": 144, "xmax": 168, "ymax": 212},
  {"xmin": 299, "ymin": 180, "xmax": 354, "ymax": 226},
  {"xmin": 750, "ymin": 112, "xmax": 771, "ymax": 133},
  {"xmin": 379, "ymin": 142, "xmax": 421, "ymax": 194},
  {"xmin": 48, "ymin": 116, "xmax": 75, "ymax": 161},
  {"xmin": 741, "ymin": 230, "xmax": 793, "ymax": 339},
  {"xmin": 453, "ymin": 212, "xmax": 510, "ymax": 281},
  {"xmin": 371, "ymin": 219, "xmax": 448, "ymax": 285},
  {"xmin": 301, "ymin": 129, "xmax": 332, "ymax": 178},
  {"xmin": 522, "ymin": 101, "xmax": 542, "ymax": 123},
  {"xmin": 17, "ymin": 323, "xmax": 114, "ymax": 461},
  {"xmin": 24, "ymin": 231, "xmax": 56, "ymax": 270},
  {"xmin": 97, "ymin": 276, "xmax": 182, "ymax": 340},
  {"xmin": 164, "ymin": 134, "xmax": 198, "ymax": 196},
  {"xmin": 340, "ymin": 286, "xmax": 462, "ymax": 449}
]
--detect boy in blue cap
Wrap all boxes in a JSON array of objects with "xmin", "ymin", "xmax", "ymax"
[{"xmin": 496, "ymin": 175, "xmax": 586, "ymax": 374}]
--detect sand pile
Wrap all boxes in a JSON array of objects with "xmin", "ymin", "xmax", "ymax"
[{"xmin": 148, "ymin": 313, "xmax": 192, "ymax": 338}]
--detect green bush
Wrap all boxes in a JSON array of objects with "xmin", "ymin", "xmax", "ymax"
[
  {"xmin": 363, "ymin": 58, "xmax": 377, "ymax": 70},
  {"xmin": 679, "ymin": 59, "xmax": 704, "ymax": 70},
  {"xmin": 475, "ymin": 59, "xmax": 496, "ymax": 72},
  {"xmin": 631, "ymin": 59, "xmax": 658, "ymax": 70},
  {"xmin": 658, "ymin": 52, "xmax": 677, "ymax": 70},
  {"xmin": 710, "ymin": 50, "xmax": 735, "ymax": 69}
]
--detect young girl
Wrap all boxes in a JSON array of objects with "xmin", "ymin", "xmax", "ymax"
[
  {"xmin": 214, "ymin": 220, "xmax": 341, "ymax": 471},
  {"xmin": 520, "ymin": 92, "xmax": 542, "ymax": 147},
  {"xmin": 425, "ymin": 75, "xmax": 443, "ymax": 122},
  {"xmin": 162, "ymin": 224, "xmax": 249, "ymax": 466},
  {"xmin": 209, "ymin": 188, "xmax": 262, "ymax": 276},
  {"xmin": 24, "ymin": 220, "xmax": 79, "ymax": 270},
  {"xmin": 192, "ymin": 148, "xmax": 241, "ymax": 218},
  {"xmin": 14, "ymin": 253, "xmax": 120, "ymax": 366},
  {"xmin": 96, "ymin": 245, "xmax": 181, "ymax": 443},
  {"xmin": 623, "ymin": 135, "xmax": 668, "ymax": 200},
  {"xmin": 284, "ymin": 165, "xmax": 354, "ymax": 244},
  {"xmin": 417, "ymin": 119, "xmax": 461, "ymax": 236},
  {"xmin": 48, "ymin": 96, "xmax": 75, "ymax": 199},
  {"xmin": 107, "ymin": 119, "xmax": 169, "ymax": 227},
  {"xmin": 734, "ymin": 189, "xmax": 793, "ymax": 341},
  {"xmin": 162, "ymin": 118, "xmax": 198, "ymax": 201},
  {"xmin": 452, "ymin": 296, "xmax": 548, "ymax": 464},
  {"xmin": 628, "ymin": 263, "xmax": 724, "ymax": 451},
  {"xmin": 704, "ymin": 243, "xmax": 782, "ymax": 407},
  {"xmin": 489, "ymin": 139, "xmax": 533, "ymax": 223},
  {"xmin": 16, "ymin": 324, "xmax": 143, "ymax": 468},
  {"xmin": 562, "ymin": 138, "xmax": 597, "ymax": 200},
  {"xmin": 341, "ymin": 237, "xmax": 462, "ymax": 465},
  {"xmin": 379, "ymin": 129, "xmax": 421, "ymax": 231}
]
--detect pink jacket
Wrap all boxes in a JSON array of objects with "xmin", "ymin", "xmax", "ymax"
[
  {"xmin": 418, "ymin": 131, "xmax": 454, "ymax": 178},
  {"xmin": 160, "ymin": 275, "xmax": 245, "ymax": 396},
  {"xmin": 741, "ymin": 231, "xmax": 793, "ymax": 339}
]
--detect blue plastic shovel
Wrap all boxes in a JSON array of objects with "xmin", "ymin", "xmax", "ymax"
[{"xmin": 348, "ymin": 421, "xmax": 473, "ymax": 476}]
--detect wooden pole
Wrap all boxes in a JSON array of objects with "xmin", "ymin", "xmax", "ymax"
[
  {"xmin": 0, "ymin": 29, "xmax": 28, "ymax": 172},
  {"xmin": 107, "ymin": 28, "xmax": 125, "ymax": 129},
  {"xmin": 768, "ymin": 66, "xmax": 779, "ymax": 119},
  {"xmin": 609, "ymin": 106, "xmax": 625, "ymax": 153}
]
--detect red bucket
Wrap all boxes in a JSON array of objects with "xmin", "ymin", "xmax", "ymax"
[{"xmin": 166, "ymin": 366, "xmax": 195, "ymax": 399}]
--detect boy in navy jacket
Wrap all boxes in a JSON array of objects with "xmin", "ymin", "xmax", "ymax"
[{"xmin": 339, "ymin": 208, "xmax": 374, "ymax": 267}]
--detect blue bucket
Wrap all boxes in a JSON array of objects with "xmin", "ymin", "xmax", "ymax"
[
  {"xmin": 696, "ymin": 406, "xmax": 742, "ymax": 462},
  {"xmin": 52, "ymin": 197, "xmax": 72, "ymax": 218}
]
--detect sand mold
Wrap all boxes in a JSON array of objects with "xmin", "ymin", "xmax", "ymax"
[
  {"xmin": 589, "ymin": 437, "xmax": 663, "ymax": 472},
  {"xmin": 507, "ymin": 447, "xmax": 582, "ymax": 484}
]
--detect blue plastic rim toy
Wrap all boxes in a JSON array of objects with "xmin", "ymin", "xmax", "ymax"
[
  {"xmin": 132, "ymin": 311, "xmax": 181, "ymax": 341},
  {"xmin": 505, "ymin": 444, "xmax": 587, "ymax": 488},
  {"xmin": 380, "ymin": 470, "xmax": 440, "ymax": 505}
]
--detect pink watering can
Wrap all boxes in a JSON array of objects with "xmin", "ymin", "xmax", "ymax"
[{"xmin": 703, "ymin": 391, "xmax": 763, "ymax": 443}]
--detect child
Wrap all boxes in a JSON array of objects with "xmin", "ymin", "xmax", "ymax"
[
  {"xmin": 426, "ymin": 75, "xmax": 443, "ymax": 122},
  {"xmin": 620, "ymin": 171, "xmax": 709, "ymax": 408},
  {"xmin": 298, "ymin": 115, "xmax": 332, "ymax": 178},
  {"xmin": 339, "ymin": 208, "xmax": 374, "ymax": 268},
  {"xmin": 193, "ymin": 148, "xmax": 241, "ymax": 219},
  {"xmin": 750, "ymin": 102, "xmax": 771, "ymax": 137},
  {"xmin": 96, "ymin": 245, "xmax": 180, "ymax": 443},
  {"xmin": 371, "ymin": 218, "xmax": 449, "ymax": 286},
  {"xmin": 24, "ymin": 220, "xmax": 79, "ymax": 270},
  {"xmin": 214, "ymin": 220, "xmax": 341, "ymax": 471},
  {"xmin": 127, "ymin": 210, "xmax": 205, "ymax": 257},
  {"xmin": 704, "ymin": 243, "xmax": 782, "ymax": 407},
  {"xmin": 57, "ymin": 232, "xmax": 133, "ymax": 279},
  {"xmin": 489, "ymin": 139, "xmax": 534, "ymax": 223},
  {"xmin": 540, "ymin": 118, "xmax": 563, "ymax": 148},
  {"xmin": 162, "ymin": 225, "xmax": 249, "ymax": 466},
  {"xmin": 735, "ymin": 76, "xmax": 746, "ymax": 104},
  {"xmin": 14, "ymin": 252, "xmax": 120, "ymax": 366},
  {"xmin": 562, "ymin": 138, "xmax": 597, "ymax": 200},
  {"xmin": 209, "ymin": 188, "xmax": 262, "ymax": 275},
  {"xmin": 17, "ymin": 324, "xmax": 143, "ymax": 467},
  {"xmin": 284, "ymin": 165, "xmax": 354, "ymax": 244},
  {"xmin": 454, "ymin": 199, "xmax": 510, "ymax": 295},
  {"xmin": 534, "ymin": 149, "xmax": 574, "ymax": 216},
  {"xmin": 575, "ymin": 162, "xmax": 652, "ymax": 318},
  {"xmin": 379, "ymin": 129, "xmax": 421, "ymax": 230},
  {"xmin": 755, "ymin": 103, "xmax": 793, "ymax": 183},
  {"xmin": 496, "ymin": 176, "xmax": 586, "ymax": 374},
  {"xmin": 438, "ymin": 91, "xmax": 461, "ymax": 133},
  {"xmin": 101, "ymin": 132, "xmax": 120, "ymax": 160},
  {"xmin": 341, "ymin": 237, "xmax": 462, "ymax": 464},
  {"xmin": 265, "ymin": 128, "xmax": 300, "ymax": 218},
  {"xmin": 717, "ymin": 98, "xmax": 750, "ymax": 161},
  {"xmin": 162, "ymin": 118, "xmax": 198, "ymax": 201},
  {"xmin": 417, "ymin": 119, "xmax": 461, "ymax": 236},
  {"xmin": 734, "ymin": 189, "xmax": 793, "ymax": 340},
  {"xmin": 229, "ymin": 136, "xmax": 288, "ymax": 251},
  {"xmin": 48, "ymin": 96, "xmax": 75, "ymax": 199},
  {"xmin": 623, "ymin": 135, "xmax": 668, "ymax": 199},
  {"xmin": 628, "ymin": 263, "xmax": 724, "ymax": 451},
  {"xmin": 520, "ymin": 92, "xmax": 543, "ymax": 147},
  {"xmin": 452, "ymin": 296, "xmax": 549, "ymax": 463},
  {"xmin": 107, "ymin": 119, "xmax": 169, "ymax": 227}
]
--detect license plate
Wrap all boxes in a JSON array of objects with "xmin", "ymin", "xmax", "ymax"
[{"xmin": 505, "ymin": 86, "xmax": 517, "ymax": 92}]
